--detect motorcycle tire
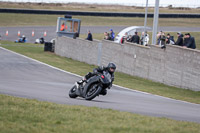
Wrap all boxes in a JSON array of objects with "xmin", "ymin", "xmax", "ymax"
[
  {"xmin": 85, "ymin": 84, "xmax": 102, "ymax": 101},
  {"xmin": 69, "ymin": 85, "xmax": 78, "ymax": 98}
]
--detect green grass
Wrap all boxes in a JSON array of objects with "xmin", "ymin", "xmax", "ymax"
[
  {"xmin": 0, "ymin": 13, "xmax": 200, "ymax": 27},
  {"xmin": 1, "ymin": 41, "xmax": 200, "ymax": 104},
  {"xmin": 0, "ymin": 94, "xmax": 200, "ymax": 133}
]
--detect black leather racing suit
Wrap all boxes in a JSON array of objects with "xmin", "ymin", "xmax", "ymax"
[{"xmin": 84, "ymin": 66, "xmax": 114, "ymax": 95}]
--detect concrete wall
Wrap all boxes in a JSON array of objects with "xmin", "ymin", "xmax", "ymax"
[
  {"xmin": 55, "ymin": 36, "xmax": 100, "ymax": 65},
  {"xmin": 101, "ymin": 40, "xmax": 151, "ymax": 79},
  {"xmin": 55, "ymin": 36, "xmax": 200, "ymax": 91}
]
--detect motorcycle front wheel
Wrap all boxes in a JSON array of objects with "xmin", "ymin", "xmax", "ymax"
[
  {"xmin": 69, "ymin": 85, "xmax": 78, "ymax": 98},
  {"xmin": 85, "ymin": 84, "xmax": 102, "ymax": 101}
]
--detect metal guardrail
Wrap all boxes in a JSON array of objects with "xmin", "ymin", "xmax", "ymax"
[{"xmin": 0, "ymin": 8, "xmax": 200, "ymax": 18}]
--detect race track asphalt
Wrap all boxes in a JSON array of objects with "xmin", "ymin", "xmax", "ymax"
[
  {"xmin": 1, "ymin": 26, "xmax": 200, "ymax": 43},
  {"xmin": 0, "ymin": 47, "xmax": 200, "ymax": 123}
]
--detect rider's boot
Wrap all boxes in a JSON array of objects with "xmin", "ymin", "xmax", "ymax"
[
  {"xmin": 76, "ymin": 77, "xmax": 87, "ymax": 88},
  {"xmin": 99, "ymin": 89, "xmax": 107, "ymax": 96}
]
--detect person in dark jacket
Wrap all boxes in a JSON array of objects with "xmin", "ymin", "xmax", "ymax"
[
  {"xmin": 183, "ymin": 33, "xmax": 196, "ymax": 49},
  {"xmin": 175, "ymin": 32, "xmax": 183, "ymax": 46},
  {"xmin": 166, "ymin": 33, "xmax": 175, "ymax": 45},
  {"xmin": 77, "ymin": 63, "xmax": 116, "ymax": 95},
  {"xmin": 159, "ymin": 32, "xmax": 166, "ymax": 49},
  {"xmin": 86, "ymin": 30, "xmax": 93, "ymax": 41},
  {"xmin": 131, "ymin": 32, "xmax": 140, "ymax": 44},
  {"xmin": 109, "ymin": 29, "xmax": 115, "ymax": 41}
]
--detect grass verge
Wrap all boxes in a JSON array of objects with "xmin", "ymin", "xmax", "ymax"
[
  {"xmin": 0, "ymin": 94, "xmax": 200, "ymax": 133},
  {"xmin": 0, "ymin": 41, "xmax": 200, "ymax": 104},
  {"xmin": 0, "ymin": 13, "xmax": 200, "ymax": 27}
]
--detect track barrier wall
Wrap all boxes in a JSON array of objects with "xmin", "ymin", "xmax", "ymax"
[{"xmin": 55, "ymin": 36, "xmax": 200, "ymax": 91}]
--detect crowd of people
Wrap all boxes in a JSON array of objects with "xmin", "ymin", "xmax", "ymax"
[
  {"xmin": 85, "ymin": 28, "xmax": 196, "ymax": 50},
  {"xmin": 157, "ymin": 31, "xmax": 196, "ymax": 49},
  {"xmin": 104, "ymin": 29, "xmax": 115, "ymax": 41},
  {"xmin": 86, "ymin": 29, "xmax": 115, "ymax": 41},
  {"xmin": 119, "ymin": 31, "xmax": 150, "ymax": 46}
]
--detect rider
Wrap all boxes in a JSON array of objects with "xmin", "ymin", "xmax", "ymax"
[{"xmin": 77, "ymin": 62, "xmax": 116, "ymax": 95}]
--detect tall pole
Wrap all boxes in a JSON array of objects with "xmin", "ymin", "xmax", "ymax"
[
  {"xmin": 152, "ymin": 0, "xmax": 160, "ymax": 45},
  {"xmin": 143, "ymin": 0, "xmax": 148, "ymax": 45}
]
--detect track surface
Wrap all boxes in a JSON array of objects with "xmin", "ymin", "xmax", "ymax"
[
  {"xmin": 1, "ymin": 26, "xmax": 200, "ymax": 43},
  {"xmin": 0, "ymin": 47, "xmax": 200, "ymax": 123}
]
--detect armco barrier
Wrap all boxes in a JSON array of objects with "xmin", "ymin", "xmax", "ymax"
[
  {"xmin": 1, "ymin": 8, "xmax": 200, "ymax": 18},
  {"xmin": 55, "ymin": 36, "xmax": 200, "ymax": 91}
]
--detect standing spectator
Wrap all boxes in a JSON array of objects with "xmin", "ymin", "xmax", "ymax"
[
  {"xmin": 86, "ymin": 30, "xmax": 93, "ymax": 41},
  {"xmin": 156, "ymin": 31, "xmax": 162, "ymax": 45},
  {"xmin": 121, "ymin": 32, "xmax": 128, "ymax": 44},
  {"xmin": 175, "ymin": 32, "xmax": 183, "ymax": 46},
  {"xmin": 183, "ymin": 33, "xmax": 196, "ymax": 49},
  {"xmin": 104, "ymin": 32, "xmax": 111, "ymax": 40},
  {"xmin": 126, "ymin": 35, "xmax": 132, "ymax": 42},
  {"xmin": 131, "ymin": 32, "xmax": 140, "ymax": 44},
  {"xmin": 159, "ymin": 32, "xmax": 166, "ymax": 49},
  {"xmin": 166, "ymin": 33, "xmax": 175, "ymax": 45},
  {"xmin": 140, "ymin": 31, "xmax": 149, "ymax": 46},
  {"xmin": 109, "ymin": 29, "xmax": 115, "ymax": 41},
  {"xmin": 183, "ymin": 34, "xmax": 189, "ymax": 47}
]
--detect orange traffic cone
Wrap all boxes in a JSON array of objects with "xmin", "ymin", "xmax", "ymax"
[
  {"xmin": 44, "ymin": 31, "xmax": 47, "ymax": 37},
  {"xmin": 32, "ymin": 30, "xmax": 35, "ymax": 37},
  {"xmin": 6, "ymin": 30, "xmax": 8, "ymax": 36},
  {"xmin": 18, "ymin": 31, "xmax": 20, "ymax": 36}
]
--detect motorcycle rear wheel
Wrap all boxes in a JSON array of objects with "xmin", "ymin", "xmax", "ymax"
[
  {"xmin": 85, "ymin": 84, "xmax": 102, "ymax": 101},
  {"xmin": 69, "ymin": 85, "xmax": 78, "ymax": 98}
]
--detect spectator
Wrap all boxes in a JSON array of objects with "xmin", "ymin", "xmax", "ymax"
[
  {"xmin": 109, "ymin": 29, "xmax": 115, "ymax": 41},
  {"xmin": 156, "ymin": 31, "xmax": 162, "ymax": 45},
  {"xmin": 15, "ymin": 35, "xmax": 26, "ymax": 43},
  {"xmin": 166, "ymin": 33, "xmax": 175, "ymax": 45},
  {"xmin": 126, "ymin": 35, "xmax": 132, "ymax": 42},
  {"xmin": 121, "ymin": 32, "xmax": 128, "ymax": 44},
  {"xmin": 183, "ymin": 33, "xmax": 196, "ymax": 49},
  {"xmin": 183, "ymin": 34, "xmax": 189, "ymax": 47},
  {"xmin": 131, "ymin": 32, "xmax": 140, "ymax": 44},
  {"xmin": 86, "ymin": 30, "xmax": 93, "ymax": 41},
  {"xmin": 175, "ymin": 32, "xmax": 183, "ymax": 46},
  {"xmin": 104, "ymin": 32, "xmax": 111, "ymax": 40},
  {"xmin": 140, "ymin": 31, "xmax": 149, "ymax": 46},
  {"xmin": 159, "ymin": 32, "xmax": 166, "ymax": 49}
]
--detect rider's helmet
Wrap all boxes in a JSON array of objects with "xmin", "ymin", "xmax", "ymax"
[{"xmin": 107, "ymin": 62, "xmax": 116, "ymax": 73}]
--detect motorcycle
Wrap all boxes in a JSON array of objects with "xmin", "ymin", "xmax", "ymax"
[
  {"xmin": 35, "ymin": 37, "xmax": 45, "ymax": 44},
  {"xmin": 15, "ymin": 35, "xmax": 27, "ymax": 43},
  {"xmin": 69, "ymin": 71, "xmax": 112, "ymax": 100}
]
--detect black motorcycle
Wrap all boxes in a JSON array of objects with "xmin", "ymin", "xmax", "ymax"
[{"xmin": 69, "ymin": 71, "xmax": 112, "ymax": 100}]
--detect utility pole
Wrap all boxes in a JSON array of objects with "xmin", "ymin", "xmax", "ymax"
[
  {"xmin": 143, "ymin": 0, "xmax": 149, "ymax": 45},
  {"xmin": 152, "ymin": 0, "xmax": 160, "ymax": 45}
]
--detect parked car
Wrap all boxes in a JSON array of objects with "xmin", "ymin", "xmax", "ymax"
[{"xmin": 114, "ymin": 26, "xmax": 151, "ymax": 44}]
